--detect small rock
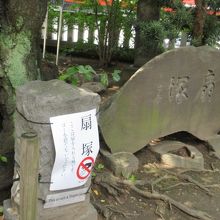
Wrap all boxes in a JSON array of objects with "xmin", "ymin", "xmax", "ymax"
[
  {"xmin": 81, "ymin": 82, "xmax": 106, "ymax": 93},
  {"xmin": 100, "ymin": 150, "xmax": 139, "ymax": 178}
]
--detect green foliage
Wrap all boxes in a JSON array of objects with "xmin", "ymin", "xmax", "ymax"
[
  {"xmin": 59, "ymin": 65, "xmax": 96, "ymax": 85},
  {"xmin": 62, "ymin": 42, "xmax": 97, "ymax": 58},
  {"xmin": 95, "ymin": 163, "xmax": 105, "ymax": 171},
  {"xmin": 203, "ymin": 15, "xmax": 220, "ymax": 46},
  {"xmin": 140, "ymin": 21, "xmax": 164, "ymax": 43},
  {"xmin": 113, "ymin": 48, "xmax": 134, "ymax": 62},
  {"xmin": 96, "ymin": 69, "xmax": 121, "ymax": 87},
  {"xmin": 206, "ymin": 0, "xmax": 220, "ymax": 11},
  {"xmin": 160, "ymin": 0, "xmax": 193, "ymax": 40},
  {"xmin": 0, "ymin": 155, "xmax": 7, "ymax": 163},
  {"xmin": 139, "ymin": 20, "xmax": 165, "ymax": 54},
  {"xmin": 48, "ymin": 0, "xmax": 220, "ymax": 62},
  {"xmin": 59, "ymin": 64, "xmax": 121, "ymax": 86},
  {"xmin": 48, "ymin": 0, "xmax": 136, "ymax": 65},
  {"xmin": 92, "ymin": 163, "xmax": 105, "ymax": 177},
  {"xmin": 48, "ymin": 4, "xmax": 60, "ymax": 33},
  {"xmin": 100, "ymin": 72, "xmax": 109, "ymax": 86},
  {"xmin": 91, "ymin": 171, "xmax": 97, "ymax": 177},
  {"xmin": 78, "ymin": 65, "xmax": 96, "ymax": 80},
  {"xmin": 112, "ymin": 70, "xmax": 121, "ymax": 82},
  {"xmin": 161, "ymin": 0, "xmax": 220, "ymax": 47},
  {"xmin": 128, "ymin": 174, "xmax": 136, "ymax": 183}
]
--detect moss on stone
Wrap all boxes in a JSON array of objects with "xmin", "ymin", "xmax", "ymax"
[
  {"xmin": 0, "ymin": 30, "xmax": 31, "ymax": 88},
  {"xmin": 16, "ymin": 17, "xmax": 24, "ymax": 30}
]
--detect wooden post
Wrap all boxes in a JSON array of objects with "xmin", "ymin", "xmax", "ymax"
[
  {"xmin": 56, "ymin": 6, "xmax": 63, "ymax": 65},
  {"xmin": 42, "ymin": 9, "xmax": 48, "ymax": 59},
  {"xmin": 20, "ymin": 132, "xmax": 39, "ymax": 220}
]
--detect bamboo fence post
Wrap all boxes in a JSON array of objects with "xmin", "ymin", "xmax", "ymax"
[
  {"xmin": 42, "ymin": 8, "xmax": 48, "ymax": 59},
  {"xmin": 20, "ymin": 132, "xmax": 39, "ymax": 220},
  {"xmin": 56, "ymin": 6, "xmax": 63, "ymax": 65}
]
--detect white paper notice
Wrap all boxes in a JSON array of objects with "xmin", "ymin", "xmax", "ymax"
[
  {"xmin": 50, "ymin": 109, "xmax": 99, "ymax": 191},
  {"xmin": 44, "ymin": 187, "xmax": 89, "ymax": 208}
]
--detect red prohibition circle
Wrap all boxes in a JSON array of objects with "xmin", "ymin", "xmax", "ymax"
[{"xmin": 76, "ymin": 156, "xmax": 94, "ymax": 180}]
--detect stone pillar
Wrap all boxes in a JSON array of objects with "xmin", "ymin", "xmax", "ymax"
[{"xmin": 4, "ymin": 80, "xmax": 101, "ymax": 220}]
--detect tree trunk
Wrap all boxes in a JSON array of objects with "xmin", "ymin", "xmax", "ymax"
[
  {"xmin": 134, "ymin": 0, "xmax": 161, "ymax": 67},
  {"xmin": 0, "ymin": 0, "xmax": 47, "ymax": 154},
  {"xmin": 192, "ymin": 0, "xmax": 207, "ymax": 46}
]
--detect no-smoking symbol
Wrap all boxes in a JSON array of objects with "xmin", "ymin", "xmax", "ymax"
[{"xmin": 77, "ymin": 157, "xmax": 94, "ymax": 180}]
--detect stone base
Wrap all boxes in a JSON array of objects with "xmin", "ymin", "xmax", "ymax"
[
  {"xmin": 3, "ymin": 199, "xmax": 97, "ymax": 220},
  {"xmin": 3, "ymin": 200, "xmax": 18, "ymax": 220},
  {"xmin": 149, "ymin": 140, "xmax": 204, "ymax": 170}
]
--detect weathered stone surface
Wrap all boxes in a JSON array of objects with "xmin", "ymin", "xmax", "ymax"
[
  {"xmin": 16, "ymin": 79, "xmax": 100, "ymax": 123},
  {"xmin": 3, "ymin": 200, "xmax": 18, "ymax": 220},
  {"xmin": 81, "ymin": 82, "xmax": 106, "ymax": 93},
  {"xmin": 101, "ymin": 150, "xmax": 139, "ymax": 178},
  {"xmin": 4, "ymin": 198, "xmax": 97, "ymax": 220},
  {"xmin": 99, "ymin": 46, "xmax": 220, "ymax": 153},
  {"xmin": 208, "ymin": 137, "xmax": 220, "ymax": 159},
  {"xmin": 149, "ymin": 141, "xmax": 204, "ymax": 170},
  {"xmin": 38, "ymin": 197, "xmax": 97, "ymax": 220},
  {"xmin": 15, "ymin": 80, "xmax": 100, "ymax": 198},
  {"xmin": 5, "ymin": 80, "xmax": 100, "ymax": 219}
]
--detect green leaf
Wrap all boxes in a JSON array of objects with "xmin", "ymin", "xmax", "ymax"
[
  {"xmin": 59, "ymin": 74, "xmax": 69, "ymax": 81},
  {"xmin": 128, "ymin": 174, "xmax": 136, "ymax": 183},
  {"xmin": 71, "ymin": 78, "xmax": 79, "ymax": 86},
  {"xmin": 100, "ymin": 73, "xmax": 109, "ymax": 86},
  {"xmin": 112, "ymin": 70, "xmax": 121, "ymax": 82},
  {"xmin": 83, "ymin": 72, "xmax": 93, "ymax": 81},
  {"xmin": 59, "ymin": 66, "xmax": 78, "ymax": 82},
  {"xmin": 0, "ymin": 156, "xmax": 7, "ymax": 163},
  {"xmin": 91, "ymin": 172, "xmax": 97, "ymax": 177},
  {"xmin": 96, "ymin": 163, "xmax": 104, "ymax": 170},
  {"xmin": 77, "ymin": 65, "xmax": 93, "ymax": 81},
  {"xmin": 85, "ymin": 65, "xmax": 96, "ymax": 74},
  {"xmin": 77, "ymin": 65, "xmax": 87, "ymax": 74},
  {"xmin": 66, "ymin": 67, "xmax": 78, "ymax": 76}
]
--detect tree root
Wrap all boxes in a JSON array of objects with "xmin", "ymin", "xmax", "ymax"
[
  {"xmin": 155, "ymin": 205, "xmax": 165, "ymax": 220},
  {"xmin": 162, "ymin": 169, "xmax": 213, "ymax": 196},
  {"xmin": 124, "ymin": 180, "xmax": 212, "ymax": 220},
  {"xmin": 93, "ymin": 202, "xmax": 139, "ymax": 219},
  {"xmin": 94, "ymin": 172, "xmax": 212, "ymax": 220},
  {"xmin": 205, "ymin": 184, "xmax": 220, "ymax": 189},
  {"xmin": 161, "ymin": 182, "xmax": 193, "ymax": 191},
  {"xmin": 140, "ymin": 168, "xmax": 213, "ymax": 196}
]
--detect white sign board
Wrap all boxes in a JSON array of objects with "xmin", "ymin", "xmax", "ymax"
[
  {"xmin": 44, "ymin": 186, "xmax": 89, "ymax": 208},
  {"xmin": 50, "ymin": 109, "xmax": 99, "ymax": 191}
]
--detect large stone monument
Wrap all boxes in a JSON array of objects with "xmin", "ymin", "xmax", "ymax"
[
  {"xmin": 99, "ymin": 46, "xmax": 220, "ymax": 154},
  {"xmin": 4, "ymin": 80, "xmax": 101, "ymax": 220}
]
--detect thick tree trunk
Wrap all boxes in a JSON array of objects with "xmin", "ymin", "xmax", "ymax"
[
  {"xmin": 134, "ymin": 0, "xmax": 161, "ymax": 67},
  {"xmin": 192, "ymin": 0, "xmax": 207, "ymax": 46},
  {"xmin": 0, "ymin": 1, "xmax": 47, "ymax": 203},
  {"xmin": 0, "ymin": 0, "xmax": 47, "ymax": 154}
]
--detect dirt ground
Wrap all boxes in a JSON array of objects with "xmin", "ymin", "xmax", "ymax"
[{"xmin": 91, "ymin": 134, "xmax": 220, "ymax": 220}]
